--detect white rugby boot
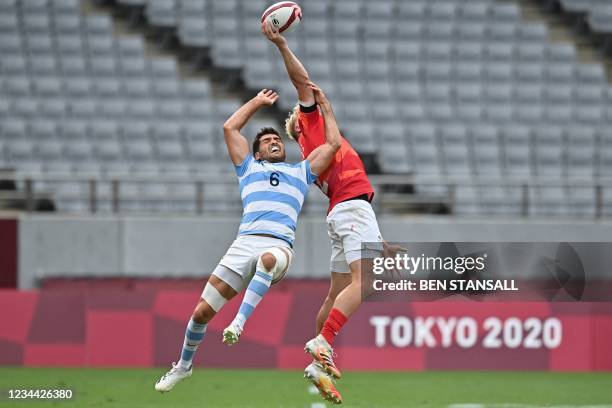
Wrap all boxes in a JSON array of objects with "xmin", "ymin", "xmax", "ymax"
[
  {"xmin": 222, "ymin": 322, "xmax": 242, "ymax": 346},
  {"xmin": 154, "ymin": 362, "xmax": 192, "ymax": 392},
  {"xmin": 304, "ymin": 361, "xmax": 343, "ymax": 404},
  {"xmin": 304, "ymin": 334, "xmax": 342, "ymax": 379}
]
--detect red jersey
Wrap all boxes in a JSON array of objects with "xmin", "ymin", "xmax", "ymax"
[{"xmin": 297, "ymin": 106, "xmax": 374, "ymax": 213}]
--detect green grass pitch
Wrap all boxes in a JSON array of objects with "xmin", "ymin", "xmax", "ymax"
[{"xmin": 0, "ymin": 367, "xmax": 610, "ymax": 408}]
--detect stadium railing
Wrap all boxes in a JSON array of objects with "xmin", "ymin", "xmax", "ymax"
[{"xmin": 0, "ymin": 172, "xmax": 610, "ymax": 218}]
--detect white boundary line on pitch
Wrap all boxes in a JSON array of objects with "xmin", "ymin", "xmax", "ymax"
[{"xmin": 448, "ymin": 404, "xmax": 612, "ymax": 408}]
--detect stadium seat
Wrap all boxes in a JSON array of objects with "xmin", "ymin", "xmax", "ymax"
[
  {"xmin": 146, "ymin": 0, "xmax": 178, "ymax": 27},
  {"xmin": 178, "ymin": 18, "xmax": 210, "ymax": 47},
  {"xmin": 588, "ymin": 5, "xmax": 612, "ymax": 35}
]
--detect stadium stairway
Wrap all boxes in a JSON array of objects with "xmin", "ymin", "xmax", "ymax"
[{"xmin": 537, "ymin": 0, "xmax": 612, "ymax": 57}]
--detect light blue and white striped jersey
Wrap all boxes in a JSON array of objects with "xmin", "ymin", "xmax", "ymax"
[{"xmin": 235, "ymin": 154, "xmax": 317, "ymax": 246}]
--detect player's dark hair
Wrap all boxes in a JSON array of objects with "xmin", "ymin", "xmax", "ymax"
[{"xmin": 252, "ymin": 127, "xmax": 281, "ymax": 154}]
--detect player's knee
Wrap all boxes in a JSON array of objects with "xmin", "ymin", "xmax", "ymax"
[
  {"xmin": 260, "ymin": 252, "xmax": 277, "ymax": 272},
  {"xmin": 256, "ymin": 248, "xmax": 290, "ymax": 282},
  {"xmin": 199, "ymin": 282, "xmax": 229, "ymax": 318},
  {"xmin": 192, "ymin": 301, "xmax": 214, "ymax": 324}
]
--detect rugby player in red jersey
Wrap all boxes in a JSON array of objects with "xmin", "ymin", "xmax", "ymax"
[{"xmin": 263, "ymin": 21, "xmax": 387, "ymax": 404}]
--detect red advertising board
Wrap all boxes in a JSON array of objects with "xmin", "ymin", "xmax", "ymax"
[{"xmin": 0, "ymin": 285, "xmax": 611, "ymax": 370}]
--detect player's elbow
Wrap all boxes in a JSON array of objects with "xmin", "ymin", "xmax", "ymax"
[
  {"xmin": 295, "ymin": 73, "xmax": 311, "ymax": 88},
  {"xmin": 223, "ymin": 122, "xmax": 236, "ymax": 133}
]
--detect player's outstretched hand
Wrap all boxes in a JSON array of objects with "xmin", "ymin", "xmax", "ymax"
[
  {"xmin": 262, "ymin": 20, "xmax": 286, "ymax": 46},
  {"xmin": 255, "ymin": 89, "xmax": 279, "ymax": 106}
]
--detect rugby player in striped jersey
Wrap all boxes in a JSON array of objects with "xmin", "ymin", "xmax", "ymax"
[{"xmin": 155, "ymin": 86, "xmax": 340, "ymax": 393}]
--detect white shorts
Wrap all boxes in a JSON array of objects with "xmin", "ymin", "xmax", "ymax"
[
  {"xmin": 214, "ymin": 234, "xmax": 294, "ymax": 292},
  {"xmin": 326, "ymin": 199, "xmax": 383, "ymax": 273}
]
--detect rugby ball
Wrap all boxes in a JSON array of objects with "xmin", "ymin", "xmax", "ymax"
[{"xmin": 261, "ymin": 1, "xmax": 302, "ymax": 34}]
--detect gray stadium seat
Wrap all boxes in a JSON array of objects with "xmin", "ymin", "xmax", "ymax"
[
  {"xmin": 343, "ymin": 121, "xmax": 377, "ymax": 154},
  {"xmin": 184, "ymin": 99, "xmax": 212, "ymax": 119},
  {"xmin": 59, "ymin": 120, "xmax": 88, "ymax": 139},
  {"xmin": 2, "ymin": 56, "xmax": 27, "ymax": 75},
  {"xmin": 8, "ymin": 140, "xmax": 35, "ymax": 159},
  {"xmin": 124, "ymin": 78, "xmax": 150, "ymax": 98},
  {"xmin": 546, "ymin": 104, "xmax": 573, "ymax": 123},
  {"xmin": 178, "ymin": 18, "xmax": 210, "ymax": 47},
  {"xmin": 30, "ymin": 119, "xmax": 57, "ymax": 139},
  {"xmin": 23, "ymin": 15, "xmax": 51, "ymax": 33},
  {"xmin": 588, "ymin": 5, "xmax": 612, "ymax": 34},
  {"xmin": 4, "ymin": 75, "xmax": 30, "ymax": 95},
  {"xmin": 187, "ymin": 139, "xmax": 215, "ymax": 161},
  {"xmin": 157, "ymin": 100, "xmax": 184, "ymax": 119},
  {"xmin": 150, "ymin": 58, "xmax": 178, "ymax": 78},
  {"xmin": 146, "ymin": 0, "xmax": 178, "ymax": 27},
  {"xmin": 14, "ymin": 98, "xmax": 39, "ymax": 117},
  {"xmin": 0, "ymin": 34, "xmax": 21, "ymax": 54},
  {"xmin": 57, "ymin": 35, "xmax": 83, "ymax": 55},
  {"xmin": 518, "ymin": 23, "xmax": 548, "ymax": 42},
  {"xmin": 94, "ymin": 78, "xmax": 121, "ymax": 97},
  {"xmin": 153, "ymin": 121, "xmax": 182, "ymax": 141},
  {"xmin": 27, "ymin": 35, "xmax": 53, "ymax": 54},
  {"xmin": 37, "ymin": 140, "xmax": 64, "ymax": 160},
  {"xmin": 60, "ymin": 56, "xmax": 87, "ymax": 75},
  {"xmin": 576, "ymin": 64, "xmax": 606, "ymax": 83},
  {"xmin": 379, "ymin": 143, "xmax": 412, "ymax": 174},
  {"xmin": 97, "ymin": 140, "xmax": 123, "ymax": 161},
  {"xmin": 575, "ymin": 105, "xmax": 603, "ymax": 123},
  {"xmin": 458, "ymin": 23, "xmax": 486, "ymax": 40},
  {"xmin": 0, "ymin": 99, "xmax": 10, "ymax": 118},
  {"xmin": 121, "ymin": 121, "xmax": 149, "ymax": 140},
  {"xmin": 534, "ymin": 126, "xmax": 564, "ymax": 177},
  {"xmin": 91, "ymin": 121, "xmax": 119, "ymax": 141},
  {"xmin": 502, "ymin": 126, "xmax": 532, "ymax": 178},
  {"xmin": 55, "ymin": 15, "xmax": 80, "ymax": 34},
  {"xmin": 559, "ymin": 0, "xmax": 594, "ymax": 13},
  {"xmin": 2, "ymin": 119, "xmax": 26, "ymax": 139},
  {"xmin": 85, "ymin": 15, "xmax": 113, "ymax": 35},
  {"xmin": 430, "ymin": 2, "xmax": 457, "ymax": 21},
  {"xmin": 0, "ymin": 14, "xmax": 18, "ymax": 33},
  {"xmin": 98, "ymin": 99, "xmax": 128, "ymax": 118},
  {"xmin": 157, "ymin": 140, "xmax": 184, "ymax": 160},
  {"xmin": 531, "ymin": 186, "xmax": 568, "ymax": 216},
  {"xmin": 68, "ymin": 98, "xmax": 97, "ymax": 117},
  {"xmin": 53, "ymin": 0, "xmax": 79, "ymax": 14},
  {"xmin": 567, "ymin": 127, "xmax": 596, "ymax": 178}
]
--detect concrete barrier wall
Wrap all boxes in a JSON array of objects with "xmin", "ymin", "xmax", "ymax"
[{"xmin": 17, "ymin": 214, "xmax": 612, "ymax": 289}]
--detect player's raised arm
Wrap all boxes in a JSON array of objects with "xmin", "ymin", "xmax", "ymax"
[
  {"xmin": 262, "ymin": 21, "xmax": 315, "ymax": 106},
  {"xmin": 223, "ymin": 89, "xmax": 279, "ymax": 165},
  {"xmin": 305, "ymin": 82, "xmax": 341, "ymax": 176}
]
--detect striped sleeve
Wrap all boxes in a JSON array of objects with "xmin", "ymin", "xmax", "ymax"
[
  {"xmin": 301, "ymin": 160, "xmax": 317, "ymax": 185},
  {"xmin": 235, "ymin": 154, "xmax": 254, "ymax": 177}
]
